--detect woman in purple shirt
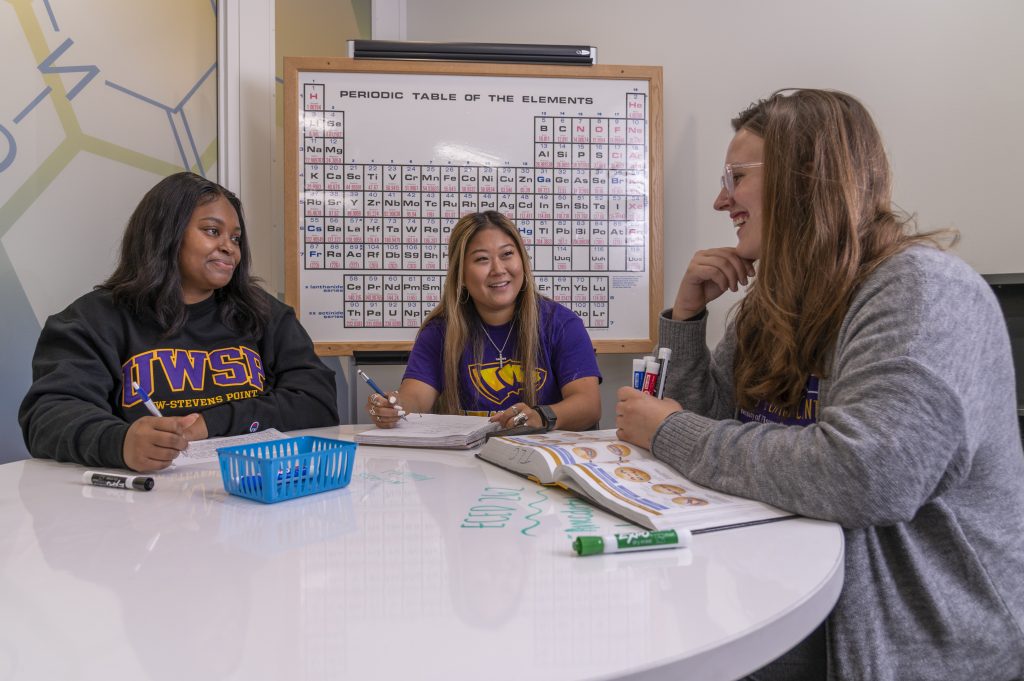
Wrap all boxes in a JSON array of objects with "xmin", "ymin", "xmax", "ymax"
[{"xmin": 366, "ymin": 211, "xmax": 601, "ymax": 432}]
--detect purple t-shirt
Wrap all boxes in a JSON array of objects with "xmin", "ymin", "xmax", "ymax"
[
  {"xmin": 404, "ymin": 298, "xmax": 601, "ymax": 415},
  {"xmin": 737, "ymin": 375, "xmax": 820, "ymax": 426}
]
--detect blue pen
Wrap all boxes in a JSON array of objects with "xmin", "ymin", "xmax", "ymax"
[
  {"xmin": 132, "ymin": 381, "xmax": 163, "ymax": 417},
  {"xmin": 357, "ymin": 369, "xmax": 407, "ymax": 420}
]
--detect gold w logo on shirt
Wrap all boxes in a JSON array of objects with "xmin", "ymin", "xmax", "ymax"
[{"xmin": 468, "ymin": 360, "xmax": 548, "ymax": 405}]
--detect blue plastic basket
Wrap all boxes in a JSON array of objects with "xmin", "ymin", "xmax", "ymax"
[{"xmin": 217, "ymin": 435, "xmax": 356, "ymax": 504}]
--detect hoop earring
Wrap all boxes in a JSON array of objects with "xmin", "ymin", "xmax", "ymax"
[{"xmin": 458, "ymin": 287, "xmax": 470, "ymax": 305}]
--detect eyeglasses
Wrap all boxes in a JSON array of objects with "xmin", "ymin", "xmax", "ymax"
[{"xmin": 721, "ymin": 162, "xmax": 763, "ymax": 197}]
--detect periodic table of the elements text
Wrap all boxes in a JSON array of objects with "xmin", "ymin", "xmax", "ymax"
[{"xmin": 292, "ymin": 68, "xmax": 655, "ymax": 348}]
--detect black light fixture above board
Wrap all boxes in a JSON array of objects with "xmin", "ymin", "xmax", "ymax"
[{"xmin": 348, "ymin": 40, "xmax": 597, "ymax": 65}]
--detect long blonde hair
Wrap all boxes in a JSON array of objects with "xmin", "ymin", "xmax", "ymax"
[
  {"xmin": 731, "ymin": 89, "xmax": 956, "ymax": 413},
  {"xmin": 422, "ymin": 211, "xmax": 541, "ymax": 413}
]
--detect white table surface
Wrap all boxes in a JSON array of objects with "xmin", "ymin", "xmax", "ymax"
[{"xmin": 0, "ymin": 425, "xmax": 843, "ymax": 681}]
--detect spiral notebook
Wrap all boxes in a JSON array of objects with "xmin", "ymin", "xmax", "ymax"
[
  {"xmin": 353, "ymin": 414, "xmax": 499, "ymax": 449},
  {"xmin": 172, "ymin": 428, "xmax": 287, "ymax": 467}
]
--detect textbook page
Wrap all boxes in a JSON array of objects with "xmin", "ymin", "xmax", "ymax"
[
  {"xmin": 172, "ymin": 429, "xmax": 286, "ymax": 467},
  {"xmin": 559, "ymin": 459, "xmax": 793, "ymax": 532},
  {"xmin": 478, "ymin": 430, "xmax": 793, "ymax": 531},
  {"xmin": 477, "ymin": 429, "xmax": 642, "ymax": 484}
]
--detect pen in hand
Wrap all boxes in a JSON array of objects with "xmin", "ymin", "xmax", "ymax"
[
  {"xmin": 357, "ymin": 369, "xmax": 408, "ymax": 421},
  {"xmin": 132, "ymin": 381, "xmax": 163, "ymax": 417}
]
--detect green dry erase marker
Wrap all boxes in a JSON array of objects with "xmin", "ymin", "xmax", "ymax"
[{"xmin": 572, "ymin": 528, "xmax": 692, "ymax": 556}]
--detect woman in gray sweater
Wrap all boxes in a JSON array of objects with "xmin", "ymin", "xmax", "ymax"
[{"xmin": 616, "ymin": 89, "xmax": 1024, "ymax": 681}]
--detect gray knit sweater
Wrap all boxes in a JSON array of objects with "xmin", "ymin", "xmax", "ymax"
[{"xmin": 652, "ymin": 246, "xmax": 1024, "ymax": 681}]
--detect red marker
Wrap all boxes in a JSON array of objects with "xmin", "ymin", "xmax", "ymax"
[{"xmin": 641, "ymin": 358, "xmax": 660, "ymax": 396}]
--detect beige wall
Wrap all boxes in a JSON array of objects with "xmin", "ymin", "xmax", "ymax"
[{"xmin": 277, "ymin": 0, "xmax": 371, "ymax": 70}]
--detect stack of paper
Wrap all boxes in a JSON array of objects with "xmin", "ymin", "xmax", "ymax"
[
  {"xmin": 354, "ymin": 414, "xmax": 499, "ymax": 449},
  {"xmin": 173, "ymin": 428, "xmax": 286, "ymax": 467}
]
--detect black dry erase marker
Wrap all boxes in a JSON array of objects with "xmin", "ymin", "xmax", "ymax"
[{"xmin": 83, "ymin": 471, "xmax": 155, "ymax": 492}]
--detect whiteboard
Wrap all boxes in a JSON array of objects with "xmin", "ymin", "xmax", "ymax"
[{"xmin": 284, "ymin": 58, "xmax": 662, "ymax": 355}]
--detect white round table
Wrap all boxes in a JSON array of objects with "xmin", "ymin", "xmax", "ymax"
[{"xmin": 0, "ymin": 425, "xmax": 843, "ymax": 681}]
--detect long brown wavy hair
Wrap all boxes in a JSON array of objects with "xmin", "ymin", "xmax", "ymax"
[
  {"xmin": 100, "ymin": 172, "xmax": 269, "ymax": 337},
  {"xmin": 422, "ymin": 211, "xmax": 541, "ymax": 414},
  {"xmin": 731, "ymin": 89, "xmax": 956, "ymax": 414}
]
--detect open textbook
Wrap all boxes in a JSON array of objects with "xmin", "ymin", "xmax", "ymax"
[
  {"xmin": 353, "ymin": 413, "xmax": 499, "ymax": 449},
  {"xmin": 477, "ymin": 429, "xmax": 795, "ymax": 532}
]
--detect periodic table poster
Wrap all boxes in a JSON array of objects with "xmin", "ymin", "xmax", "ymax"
[{"xmin": 284, "ymin": 58, "xmax": 662, "ymax": 355}]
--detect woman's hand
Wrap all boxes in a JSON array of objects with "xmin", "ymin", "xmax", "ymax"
[
  {"xmin": 490, "ymin": 403, "xmax": 541, "ymax": 429},
  {"xmin": 366, "ymin": 391, "xmax": 405, "ymax": 429},
  {"xmin": 615, "ymin": 387, "xmax": 683, "ymax": 450},
  {"xmin": 123, "ymin": 413, "xmax": 202, "ymax": 472},
  {"xmin": 673, "ymin": 247, "xmax": 756, "ymax": 320},
  {"xmin": 183, "ymin": 413, "xmax": 208, "ymax": 441}
]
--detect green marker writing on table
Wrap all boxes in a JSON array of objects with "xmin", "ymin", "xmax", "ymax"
[{"xmin": 572, "ymin": 528, "xmax": 692, "ymax": 556}]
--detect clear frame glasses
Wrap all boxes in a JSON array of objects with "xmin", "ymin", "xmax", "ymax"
[{"xmin": 721, "ymin": 162, "xmax": 763, "ymax": 197}]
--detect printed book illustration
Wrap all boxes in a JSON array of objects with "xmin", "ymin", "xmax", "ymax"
[{"xmin": 477, "ymin": 429, "xmax": 794, "ymax": 532}]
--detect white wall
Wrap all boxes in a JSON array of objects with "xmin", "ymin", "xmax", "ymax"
[{"xmin": 404, "ymin": 0, "xmax": 1024, "ymax": 425}]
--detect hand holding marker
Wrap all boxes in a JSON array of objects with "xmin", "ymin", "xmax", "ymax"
[
  {"xmin": 358, "ymin": 369, "xmax": 408, "ymax": 421},
  {"xmin": 636, "ymin": 348, "xmax": 672, "ymax": 397}
]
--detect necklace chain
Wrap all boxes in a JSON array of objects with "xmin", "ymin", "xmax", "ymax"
[{"xmin": 482, "ymin": 319, "xmax": 516, "ymax": 368}]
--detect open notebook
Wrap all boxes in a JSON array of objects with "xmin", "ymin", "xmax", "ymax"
[
  {"xmin": 171, "ymin": 428, "xmax": 287, "ymax": 467},
  {"xmin": 354, "ymin": 414, "xmax": 499, "ymax": 449}
]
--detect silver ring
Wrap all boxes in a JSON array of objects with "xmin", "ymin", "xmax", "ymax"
[
  {"xmin": 513, "ymin": 411, "xmax": 529, "ymax": 427},
  {"xmin": 510, "ymin": 405, "xmax": 520, "ymax": 415},
  {"xmin": 369, "ymin": 406, "xmax": 377, "ymax": 416}
]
